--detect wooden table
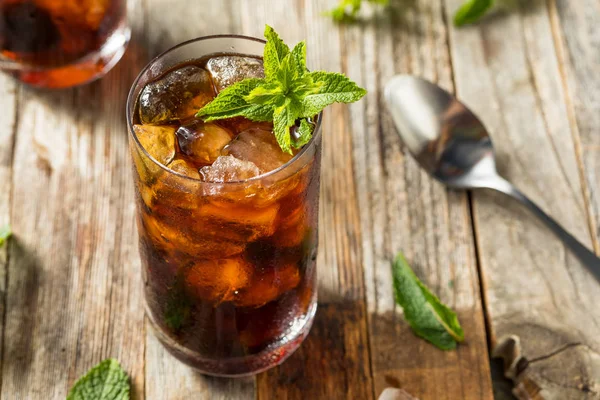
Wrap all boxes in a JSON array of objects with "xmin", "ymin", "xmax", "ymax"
[{"xmin": 1, "ymin": 0, "xmax": 599, "ymax": 399}]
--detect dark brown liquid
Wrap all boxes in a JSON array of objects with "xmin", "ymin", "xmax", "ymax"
[{"xmin": 132, "ymin": 55, "xmax": 321, "ymax": 375}]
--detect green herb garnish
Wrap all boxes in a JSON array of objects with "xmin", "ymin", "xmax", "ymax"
[
  {"xmin": 327, "ymin": 0, "xmax": 494, "ymax": 26},
  {"xmin": 164, "ymin": 280, "xmax": 191, "ymax": 331},
  {"xmin": 326, "ymin": 0, "xmax": 389, "ymax": 22},
  {"xmin": 66, "ymin": 359, "xmax": 130, "ymax": 400},
  {"xmin": 0, "ymin": 225, "xmax": 11, "ymax": 247},
  {"xmin": 454, "ymin": 0, "xmax": 494, "ymax": 26},
  {"xmin": 197, "ymin": 25, "xmax": 366, "ymax": 154},
  {"xmin": 392, "ymin": 252, "xmax": 464, "ymax": 350}
]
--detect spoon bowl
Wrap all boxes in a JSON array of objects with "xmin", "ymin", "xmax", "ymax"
[
  {"xmin": 384, "ymin": 75, "xmax": 600, "ymax": 280},
  {"xmin": 385, "ymin": 75, "xmax": 497, "ymax": 189}
]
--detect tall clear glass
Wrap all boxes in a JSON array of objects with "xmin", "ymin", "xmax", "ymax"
[
  {"xmin": 0, "ymin": 0, "xmax": 129, "ymax": 88},
  {"xmin": 126, "ymin": 35, "xmax": 322, "ymax": 376}
]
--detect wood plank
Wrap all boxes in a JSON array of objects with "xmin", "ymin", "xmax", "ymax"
[
  {"xmin": 549, "ymin": 0, "xmax": 600, "ymax": 396},
  {"xmin": 145, "ymin": 332, "xmax": 255, "ymax": 400},
  {"xmin": 0, "ymin": 74, "xmax": 17, "ymax": 393},
  {"xmin": 550, "ymin": 1, "xmax": 600, "ymax": 251},
  {"xmin": 247, "ymin": 1, "xmax": 374, "ymax": 398},
  {"xmin": 445, "ymin": 0, "xmax": 600, "ymax": 397},
  {"xmin": 343, "ymin": 1, "xmax": 493, "ymax": 399},
  {"xmin": 0, "ymin": 46, "xmax": 146, "ymax": 400}
]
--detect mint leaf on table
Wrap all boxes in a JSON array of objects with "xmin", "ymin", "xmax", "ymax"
[
  {"xmin": 326, "ymin": 0, "xmax": 389, "ymax": 22},
  {"xmin": 67, "ymin": 359, "xmax": 130, "ymax": 400},
  {"xmin": 391, "ymin": 252, "xmax": 464, "ymax": 350},
  {"xmin": 197, "ymin": 25, "xmax": 366, "ymax": 154},
  {"xmin": 326, "ymin": 0, "xmax": 494, "ymax": 27},
  {"xmin": 454, "ymin": 0, "xmax": 494, "ymax": 26},
  {"xmin": 0, "ymin": 225, "xmax": 11, "ymax": 247}
]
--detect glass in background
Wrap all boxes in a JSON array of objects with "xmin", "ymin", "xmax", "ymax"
[{"xmin": 0, "ymin": 0, "xmax": 129, "ymax": 88}]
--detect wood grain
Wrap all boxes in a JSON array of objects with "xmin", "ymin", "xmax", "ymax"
[
  {"xmin": 0, "ymin": 73, "xmax": 17, "ymax": 393},
  {"xmin": 550, "ymin": 0, "xmax": 600, "ymax": 252},
  {"xmin": 445, "ymin": 0, "xmax": 600, "ymax": 397},
  {"xmin": 343, "ymin": 1, "xmax": 493, "ymax": 399},
  {"xmin": 0, "ymin": 56, "xmax": 145, "ymax": 399}
]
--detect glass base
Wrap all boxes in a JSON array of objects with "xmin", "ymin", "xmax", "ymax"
[
  {"xmin": 147, "ymin": 299, "xmax": 317, "ymax": 377},
  {"xmin": 6, "ymin": 22, "xmax": 130, "ymax": 89}
]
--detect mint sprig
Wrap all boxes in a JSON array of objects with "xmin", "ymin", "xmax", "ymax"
[
  {"xmin": 454, "ymin": 0, "xmax": 494, "ymax": 26},
  {"xmin": 67, "ymin": 359, "xmax": 130, "ymax": 400},
  {"xmin": 326, "ymin": 0, "xmax": 389, "ymax": 22},
  {"xmin": 197, "ymin": 25, "xmax": 366, "ymax": 154},
  {"xmin": 0, "ymin": 225, "xmax": 11, "ymax": 247},
  {"xmin": 392, "ymin": 252, "xmax": 464, "ymax": 350},
  {"xmin": 327, "ymin": 0, "xmax": 494, "ymax": 26}
]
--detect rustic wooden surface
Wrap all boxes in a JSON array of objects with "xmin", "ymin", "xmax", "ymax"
[{"xmin": 0, "ymin": 0, "xmax": 598, "ymax": 399}]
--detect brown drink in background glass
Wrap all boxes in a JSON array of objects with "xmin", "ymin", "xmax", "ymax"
[
  {"xmin": 126, "ymin": 36, "xmax": 321, "ymax": 376},
  {"xmin": 0, "ymin": 0, "xmax": 129, "ymax": 88}
]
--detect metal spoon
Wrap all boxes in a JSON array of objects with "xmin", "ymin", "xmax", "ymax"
[{"xmin": 384, "ymin": 75, "xmax": 600, "ymax": 280}]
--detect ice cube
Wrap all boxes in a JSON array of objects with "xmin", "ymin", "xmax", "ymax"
[
  {"xmin": 222, "ymin": 128, "xmax": 293, "ymax": 173},
  {"xmin": 133, "ymin": 124, "xmax": 176, "ymax": 166},
  {"xmin": 272, "ymin": 206, "xmax": 308, "ymax": 248},
  {"xmin": 139, "ymin": 66, "xmax": 215, "ymax": 125},
  {"xmin": 185, "ymin": 258, "xmax": 252, "ymax": 303},
  {"xmin": 139, "ymin": 158, "xmax": 200, "ymax": 211},
  {"xmin": 206, "ymin": 56, "xmax": 264, "ymax": 92},
  {"xmin": 176, "ymin": 121, "xmax": 233, "ymax": 165},
  {"xmin": 216, "ymin": 117, "xmax": 273, "ymax": 135},
  {"xmin": 197, "ymin": 201, "xmax": 279, "ymax": 242},
  {"xmin": 136, "ymin": 182, "xmax": 155, "ymax": 209},
  {"xmin": 38, "ymin": 0, "xmax": 111, "ymax": 30},
  {"xmin": 199, "ymin": 155, "xmax": 260, "ymax": 182},
  {"xmin": 142, "ymin": 213, "xmax": 245, "ymax": 259},
  {"xmin": 235, "ymin": 263, "xmax": 301, "ymax": 307},
  {"xmin": 167, "ymin": 159, "xmax": 200, "ymax": 179}
]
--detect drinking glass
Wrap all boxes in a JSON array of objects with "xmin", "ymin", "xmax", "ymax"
[{"xmin": 126, "ymin": 35, "xmax": 322, "ymax": 376}]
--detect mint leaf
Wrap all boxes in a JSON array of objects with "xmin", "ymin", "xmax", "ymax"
[
  {"xmin": 326, "ymin": 0, "xmax": 389, "ymax": 22},
  {"xmin": 196, "ymin": 78, "xmax": 273, "ymax": 122},
  {"xmin": 327, "ymin": 0, "xmax": 492, "ymax": 27},
  {"xmin": 301, "ymin": 71, "xmax": 366, "ymax": 117},
  {"xmin": 275, "ymin": 53, "xmax": 299, "ymax": 92},
  {"xmin": 263, "ymin": 25, "xmax": 290, "ymax": 79},
  {"xmin": 164, "ymin": 279, "xmax": 191, "ymax": 331},
  {"xmin": 0, "ymin": 225, "xmax": 11, "ymax": 247},
  {"xmin": 290, "ymin": 41, "xmax": 307, "ymax": 74},
  {"xmin": 454, "ymin": 0, "xmax": 494, "ymax": 26},
  {"xmin": 392, "ymin": 252, "xmax": 464, "ymax": 350},
  {"xmin": 273, "ymin": 99, "xmax": 296, "ymax": 154},
  {"xmin": 293, "ymin": 119, "xmax": 315, "ymax": 148},
  {"xmin": 67, "ymin": 359, "xmax": 130, "ymax": 400},
  {"xmin": 244, "ymin": 82, "xmax": 284, "ymax": 105},
  {"xmin": 326, "ymin": 0, "xmax": 362, "ymax": 22}
]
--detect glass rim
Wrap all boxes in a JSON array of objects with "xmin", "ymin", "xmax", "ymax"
[{"xmin": 126, "ymin": 34, "xmax": 323, "ymax": 185}]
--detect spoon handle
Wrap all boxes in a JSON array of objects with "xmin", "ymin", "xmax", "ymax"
[{"xmin": 485, "ymin": 176, "xmax": 600, "ymax": 281}]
